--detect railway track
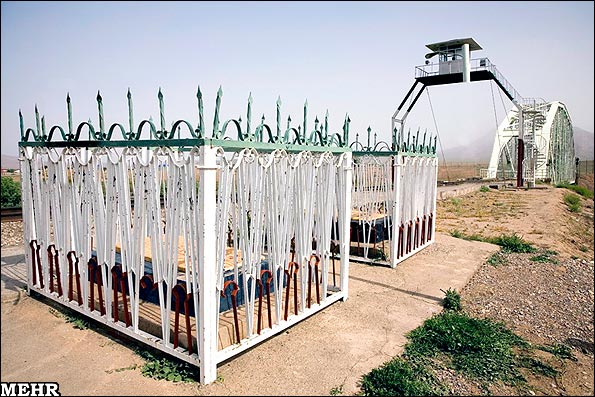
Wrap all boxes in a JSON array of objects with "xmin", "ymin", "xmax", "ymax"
[{"xmin": 1, "ymin": 207, "xmax": 23, "ymax": 222}]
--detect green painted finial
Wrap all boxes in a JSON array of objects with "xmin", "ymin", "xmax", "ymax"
[
  {"xmin": 67, "ymin": 93, "xmax": 73, "ymax": 137},
  {"xmin": 324, "ymin": 110, "xmax": 329, "ymax": 136},
  {"xmin": 158, "ymin": 88, "xmax": 165, "ymax": 134},
  {"xmin": 367, "ymin": 126, "xmax": 371, "ymax": 148},
  {"xmin": 343, "ymin": 113, "xmax": 350, "ymax": 145},
  {"xmin": 303, "ymin": 99, "xmax": 308, "ymax": 140},
  {"xmin": 287, "ymin": 115, "xmax": 291, "ymax": 131},
  {"xmin": 213, "ymin": 86, "xmax": 223, "ymax": 137},
  {"xmin": 276, "ymin": 96, "xmax": 282, "ymax": 137},
  {"xmin": 246, "ymin": 92, "xmax": 252, "ymax": 135},
  {"xmin": 19, "ymin": 109, "xmax": 24, "ymax": 140},
  {"xmin": 35, "ymin": 105, "xmax": 41, "ymax": 138},
  {"xmin": 314, "ymin": 116, "xmax": 319, "ymax": 132},
  {"xmin": 196, "ymin": 85, "xmax": 204, "ymax": 137},
  {"xmin": 127, "ymin": 88, "xmax": 134, "ymax": 137},
  {"xmin": 41, "ymin": 115, "xmax": 46, "ymax": 138},
  {"xmin": 97, "ymin": 90, "xmax": 104, "ymax": 135}
]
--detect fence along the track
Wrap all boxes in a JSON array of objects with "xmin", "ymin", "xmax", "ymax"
[
  {"xmin": 18, "ymin": 87, "xmax": 352, "ymax": 384},
  {"xmin": 350, "ymin": 128, "xmax": 438, "ymax": 267}
]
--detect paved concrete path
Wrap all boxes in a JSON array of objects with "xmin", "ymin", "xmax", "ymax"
[{"xmin": 1, "ymin": 233, "xmax": 497, "ymax": 395}]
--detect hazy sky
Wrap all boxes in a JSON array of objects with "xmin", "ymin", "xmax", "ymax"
[{"xmin": 1, "ymin": 1, "xmax": 593, "ymax": 157}]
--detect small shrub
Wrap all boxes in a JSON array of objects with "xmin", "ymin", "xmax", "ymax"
[
  {"xmin": 330, "ymin": 385, "xmax": 344, "ymax": 395},
  {"xmin": 479, "ymin": 186, "xmax": 490, "ymax": 193},
  {"xmin": 489, "ymin": 233, "xmax": 535, "ymax": 253},
  {"xmin": 1, "ymin": 176, "xmax": 21, "ymax": 208},
  {"xmin": 441, "ymin": 288, "xmax": 461, "ymax": 312}
]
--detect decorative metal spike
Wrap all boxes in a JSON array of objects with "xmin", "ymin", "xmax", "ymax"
[
  {"xmin": 35, "ymin": 105, "xmax": 41, "ymax": 138},
  {"xmin": 213, "ymin": 86, "xmax": 223, "ymax": 137},
  {"xmin": 246, "ymin": 92, "xmax": 252, "ymax": 135},
  {"xmin": 196, "ymin": 85, "xmax": 204, "ymax": 136},
  {"xmin": 19, "ymin": 110, "xmax": 24, "ymax": 139},
  {"xmin": 303, "ymin": 100, "xmax": 308, "ymax": 140},
  {"xmin": 41, "ymin": 116, "xmax": 46, "ymax": 137},
  {"xmin": 367, "ymin": 126, "xmax": 371, "ymax": 149},
  {"xmin": 97, "ymin": 90, "xmax": 104, "ymax": 134},
  {"xmin": 324, "ymin": 110, "xmax": 329, "ymax": 135},
  {"xmin": 67, "ymin": 93, "xmax": 73, "ymax": 136},
  {"xmin": 276, "ymin": 96, "xmax": 281, "ymax": 137},
  {"xmin": 287, "ymin": 115, "xmax": 291, "ymax": 130},
  {"xmin": 158, "ymin": 88, "xmax": 165, "ymax": 134},
  {"xmin": 374, "ymin": 130, "xmax": 377, "ymax": 147},
  {"xmin": 343, "ymin": 113, "xmax": 349, "ymax": 144},
  {"xmin": 127, "ymin": 89, "xmax": 134, "ymax": 136}
]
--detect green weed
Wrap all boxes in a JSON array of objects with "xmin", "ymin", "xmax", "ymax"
[
  {"xmin": 440, "ymin": 288, "xmax": 461, "ymax": 312},
  {"xmin": 137, "ymin": 349, "xmax": 198, "ymax": 383}
]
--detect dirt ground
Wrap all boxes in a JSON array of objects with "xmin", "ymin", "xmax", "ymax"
[
  {"xmin": 1, "ymin": 174, "xmax": 593, "ymax": 396},
  {"xmin": 437, "ymin": 179, "xmax": 594, "ymax": 396}
]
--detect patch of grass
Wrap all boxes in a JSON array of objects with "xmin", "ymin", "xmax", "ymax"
[
  {"xmin": 450, "ymin": 197, "xmax": 462, "ymax": 206},
  {"xmin": 405, "ymin": 312, "xmax": 528, "ymax": 383},
  {"xmin": 403, "ymin": 311, "xmax": 562, "ymax": 390},
  {"xmin": 449, "ymin": 230, "xmax": 487, "ymax": 243},
  {"xmin": 137, "ymin": 349, "xmax": 198, "ymax": 382},
  {"xmin": 450, "ymin": 229, "xmax": 464, "ymax": 239},
  {"xmin": 530, "ymin": 249, "xmax": 559, "ymax": 264},
  {"xmin": 65, "ymin": 313, "xmax": 90, "ymax": 330},
  {"xmin": 105, "ymin": 364, "xmax": 138, "ymax": 374},
  {"xmin": 563, "ymin": 193, "xmax": 582, "ymax": 212},
  {"xmin": 330, "ymin": 384, "xmax": 344, "ymax": 395},
  {"xmin": 488, "ymin": 233, "xmax": 536, "ymax": 253},
  {"xmin": 361, "ymin": 311, "xmax": 575, "ymax": 396},
  {"xmin": 440, "ymin": 288, "xmax": 461, "ymax": 312},
  {"xmin": 516, "ymin": 355, "xmax": 558, "ymax": 377},
  {"xmin": 479, "ymin": 186, "xmax": 490, "ymax": 193},
  {"xmin": 360, "ymin": 357, "xmax": 442, "ymax": 396},
  {"xmin": 579, "ymin": 245, "xmax": 588, "ymax": 252},
  {"xmin": 537, "ymin": 343, "xmax": 577, "ymax": 361},
  {"xmin": 556, "ymin": 182, "xmax": 594, "ymax": 199},
  {"xmin": 486, "ymin": 252, "xmax": 506, "ymax": 267}
]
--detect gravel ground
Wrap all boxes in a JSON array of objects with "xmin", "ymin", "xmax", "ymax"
[
  {"xmin": 1, "ymin": 221, "xmax": 24, "ymax": 248},
  {"xmin": 462, "ymin": 252, "xmax": 594, "ymax": 350}
]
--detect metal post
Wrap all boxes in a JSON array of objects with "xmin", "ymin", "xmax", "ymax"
[
  {"xmin": 389, "ymin": 154, "xmax": 401, "ymax": 268},
  {"xmin": 516, "ymin": 105, "xmax": 524, "ymax": 187},
  {"xmin": 462, "ymin": 43, "xmax": 471, "ymax": 83},
  {"xmin": 198, "ymin": 145, "xmax": 218, "ymax": 384},
  {"xmin": 340, "ymin": 152, "xmax": 352, "ymax": 300}
]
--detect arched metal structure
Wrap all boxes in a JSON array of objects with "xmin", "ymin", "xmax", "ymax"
[{"xmin": 485, "ymin": 100, "xmax": 576, "ymax": 184}]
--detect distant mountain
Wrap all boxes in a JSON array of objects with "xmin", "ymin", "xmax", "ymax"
[
  {"xmin": 574, "ymin": 127, "xmax": 594, "ymax": 161},
  {"xmin": 440, "ymin": 133, "xmax": 494, "ymax": 164},
  {"xmin": 1, "ymin": 154, "xmax": 20, "ymax": 170}
]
